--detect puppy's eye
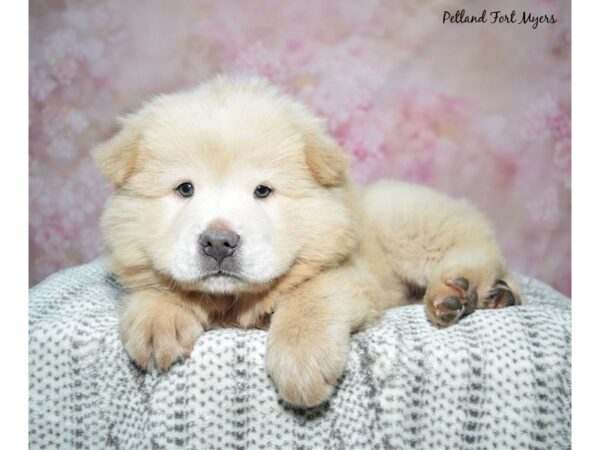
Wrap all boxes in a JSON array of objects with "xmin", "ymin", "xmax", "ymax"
[
  {"xmin": 176, "ymin": 182, "xmax": 194, "ymax": 198},
  {"xmin": 254, "ymin": 184, "xmax": 272, "ymax": 199}
]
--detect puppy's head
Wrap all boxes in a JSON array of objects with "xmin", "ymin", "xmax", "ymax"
[{"xmin": 95, "ymin": 76, "xmax": 356, "ymax": 295}]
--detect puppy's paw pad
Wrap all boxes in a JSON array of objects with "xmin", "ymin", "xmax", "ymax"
[
  {"xmin": 426, "ymin": 276, "xmax": 478, "ymax": 327},
  {"xmin": 483, "ymin": 279, "xmax": 520, "ymax": 309}
]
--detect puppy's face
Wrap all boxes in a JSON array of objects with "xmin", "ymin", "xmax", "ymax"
[{"xmin": 95, "ymin": 77, "xmax": 355, "ymax": 295}]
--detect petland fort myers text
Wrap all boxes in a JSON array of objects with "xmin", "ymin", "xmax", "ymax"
[{"xmin": 443, "ymin": 9, "xmax": 557, "ymax": 29}]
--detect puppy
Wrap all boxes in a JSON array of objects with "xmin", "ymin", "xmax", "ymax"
[{"xmin": 94, "ymin": 75, "xmax": 520, "ymax": 407}]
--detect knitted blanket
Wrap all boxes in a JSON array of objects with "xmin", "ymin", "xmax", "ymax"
[{"xmin": 29, "ymin": 258, "xmax": 571, "ymax": 450}]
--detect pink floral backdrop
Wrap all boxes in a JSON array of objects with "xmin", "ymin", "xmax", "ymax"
[{"xmin": 29, "ymin": 0, "xmax": 571, "ymax": 295}]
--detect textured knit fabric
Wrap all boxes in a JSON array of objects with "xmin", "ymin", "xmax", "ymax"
[{"xmin": 29, "ymin": 258, "xmax": 571, "ymax": 450}]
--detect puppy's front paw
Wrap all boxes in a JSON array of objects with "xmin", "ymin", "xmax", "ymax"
[
  {"xmin": 425, "ymin": 276, "xmax": 478, "ymax": 327},
  {"xmin": 119, "ymin": 293, "xmax": 202, "ymax": 371},
  {"xmin": 266, "ymin": 331, "xmax": 348, "ymax": 407}
]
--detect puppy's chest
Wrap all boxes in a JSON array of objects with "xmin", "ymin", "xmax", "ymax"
[
  {"xmin": 201, "ymin": 295, "xmax": 275, "ymax": 331},
  {"xmin": 207, "ymin": 309, "xmax": 272, "ymax": 330}
]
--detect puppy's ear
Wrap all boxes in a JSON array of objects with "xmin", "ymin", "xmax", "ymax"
[
  {"xmin": 92, "ymin": 115, "xmax": 142, "ymax": 187},
  {"xmin": 292, "ymin": 105, "xmax": 349, "ymax": 186},
  {"xmin": 303, "ymin": 130, "xmax": 349, "ymax": 186}
]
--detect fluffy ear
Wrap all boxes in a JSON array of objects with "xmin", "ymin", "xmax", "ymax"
[
  {"xmin": 291, "ymin": 104, "xmax": 349, "ymax": 186},
  {"xmin": 92, "ymin": 116, "xmax": 141, "ymax": 187},
  {"xmin": 303, "ymin": 130, "xmax": 349, "ymax": 186}
]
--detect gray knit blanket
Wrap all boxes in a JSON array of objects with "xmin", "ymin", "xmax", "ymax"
[{"xmin": 29, "ymin": 258, "xmax": 571, "ymax": 450}]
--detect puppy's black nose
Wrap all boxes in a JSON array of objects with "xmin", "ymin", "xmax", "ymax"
[{"xmin": 199, "ymin": 228, "xmax": 240, "ymax": 264}]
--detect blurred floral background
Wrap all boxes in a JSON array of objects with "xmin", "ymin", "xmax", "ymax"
[{"xmin": 29, "ymin": 0, "xmax": 571, "ymax": 295}]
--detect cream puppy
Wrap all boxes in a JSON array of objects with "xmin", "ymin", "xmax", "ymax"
[{"xmin": 94, "ymin": 75, "xmax": 520, "ymax": 407}]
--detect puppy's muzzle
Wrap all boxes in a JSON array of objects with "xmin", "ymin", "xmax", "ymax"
[{"xmin": 199, "ymin": 228, "xmax": 240, "ymax": 265}]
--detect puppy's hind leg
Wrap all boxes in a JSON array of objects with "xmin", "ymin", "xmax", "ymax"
[{"xmin": 424, "ymin": 246, "xmax": 521, "ymax": 327}]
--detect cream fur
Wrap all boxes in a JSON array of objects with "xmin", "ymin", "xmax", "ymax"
[{"xmin": 94, "ymin": 75, "xmax": 521, "ymax": 407}]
